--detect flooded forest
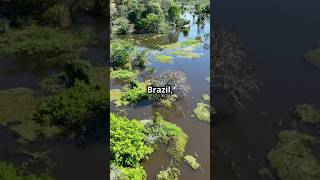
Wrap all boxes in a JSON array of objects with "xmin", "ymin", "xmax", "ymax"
[{"xmin": 110, "ymin": 0, "xmax": 210, "ymax": 179}]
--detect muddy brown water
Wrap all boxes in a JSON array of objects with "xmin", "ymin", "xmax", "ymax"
[
  {"xmin": 0, "ymin": 17, "xmax": 107, "ymax": 180},
  {"xmin": 213, "ymin": 0, "xmax": 320, "ymax": 179},
  {"xmin": 111, "ymin": 13, "xmax": 210, "ymax": 180}
]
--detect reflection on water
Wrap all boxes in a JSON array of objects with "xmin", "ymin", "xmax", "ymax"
[{"xmin": 214, "ymin": 0, "xmax": 320, "ymax": 179}]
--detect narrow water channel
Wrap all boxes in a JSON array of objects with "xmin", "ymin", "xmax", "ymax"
[
  {"xmin": 111, "ymin": 13, "xmax": 210, "ymax": 179},
  {"xmin": 213, "ymin": 0, "xmax": 320, "ymax": 179}
]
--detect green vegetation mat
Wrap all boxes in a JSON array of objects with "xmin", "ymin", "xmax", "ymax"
[{"xmin": 267, "ymin": 130, "xmax": 320, "ymax": 180}]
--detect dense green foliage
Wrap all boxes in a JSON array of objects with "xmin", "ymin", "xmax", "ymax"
[
  {"xmin": 122, "ymin": 81, "xmax": 150, "ymax": 103},
  {"xmin": 110, "ymin": 40, "xmax": 135, "ymax": 68},
  {"xmin": 145, "ymin": 113, "xmax": 188, "ymax": 160},
  {"xmin": 267, "ymin": 130, "xmax": 320, "ymax": 180},
  {"xmin": 294, "ymin": 104, "xmax": 320, "ymax": 124},
  {"xmin": 111, "ymin": 0, "xmax": 184, "ymax": 34},
  {"xmin": 157, "ymin": 166, "xmax": 180, "ymax": 180},
  {"xmin": 41, "ymin": 4, "xmax": 71, "ymax": 27},
  {"xmin": 111, "ymin": 165, "xmax": 147, "ymax": 180},
  {"xmin": 35, "ymin": 80, "xmax": 108, "ymax": 137},
  {"xmin": 65, "ymin": 59, "xmax": 92, "ymax": 86},
  {"xmin": 0, "ymin": 25, "xmax": 91, "ymax": 58},
  {"xmin": 0, "ymin": 161, "xmax": 53, "ymax": 180},
  {"xmin": 110, "ymin": 113, "xmax": 153, "ymax": 167}
]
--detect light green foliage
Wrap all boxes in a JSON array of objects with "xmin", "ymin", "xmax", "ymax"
[
  {"xmin": 157, "ymin": 166, "xmax": 180, "ymax": 180},
  {"xmin": 110, "ymin": 69, "xmax": 138, "ymax": 82},
  {"xmin": 110, "ymin": 89, "xmax": 129, "ymax": 107},
  {"xmin": 184, "ymin": 155, "xmax": 201, "ymax": 170},
  {"xmin": 305, "ymin": 48, "xmax": 320, "ymax": 69},
  {"xmin": 134, "ymin": 49, "xmax": 149, "ymax": 67},
  {"xmin": 170, "ymin": 50, "xmax": 202, "ymax": 59},
  {"xmin": 112, "ymin": 17, "xmax": 133, "ymax": 35},
  {"xmin": 111, "ymin": 40, "xmax": 135, "ymax": 68},
  {"xmin": 202, "ymin": 94, "xmax": 210, "ymax": 101},
  {"xmin": 193, "ymin": 103, "xmax": 210, "ymax": 122},
  {"xmin": 294, "ymin": 104, "xmax": 320, "ymax": 124},
  {"xmin": 181, "ymin": 39, "xmax": 201, "ymax": 47},
  {"xmin": 159, "ymin": 39, "xmax": 201, "ymax": 50},
  {"xmin": 110, "ymin": 113, "xmax": 153, "ymax": 167},
  {"xmin": 41, "ymin": 4, "xmax": 71, "ymax": 27},
  {"xmin": 65, "ymin": 59, "xmax": 92, "ymax": 86},
  {"xmin": 119, "ymin": 165, "xmax": 147, "ymax": 180},
  {"xmin": 0, "ymin": 88, "xmax": 36, "ymax": 126},
  {"xmin": 160, "ymin": 94, "xmax": 177, "ymax": 108},
  {"xmin": 0, "ymin": 26, "xmax": 91, "ymax": 58},
  {"xmin": 110, "ymin": 164, "xmax": 147, "ymax": 180},
  {"xmin": 0, "ymin": 161, "xmax": 53, "ymax": 180},
  {"xmin": 122, "ymin": 81, "xmax": 150, "ymax": 103},
  {"xmin": 155, "ymin": 55, "xmax": 173, "ymax": 63},
  {"xmin": 267, "ymin": 130, "xmax": 320, "ymax": 180},
  {"xmin": 146, "ymin": 113, "xmax": 188, "ymax": 160}
]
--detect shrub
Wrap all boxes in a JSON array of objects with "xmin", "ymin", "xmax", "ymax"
[
  {"xmin": 112, "ymin": 17, "xmax": 133, "ymax": 35},
  {"xmin": 110, "ymin": 113, "xmax": 153, "ymax": 167},
  {"xmin": 145, "ymin": 113, "xmax": 188, "ymax": 160},
  {"xmin": 110, "ymin": 40, "xmax": 135, "ymax": 68},
  {"xmin": 138, "ymin": 13, "xmax": 166, "ymax": 33},
  {"xmin": 34, "ymin": 80, "xmax": 92, "ymax": 136},
  {"xmin": 122, "ymin": 81, "xmax": 150, "ymax": 103},
  {"xmin": 133, "ymin": 49, "xmax": 149, "ymax": 67},
  {"xmin": 41, "ymin": 4, "xmax": 71, "ymax": 27},
  {"xmin": 65, "ymin": 59, "xmax": 92, "ymax": 87},
  {"xmin": 294, "ymin": 104, "xmax": 320, "ymax": 124},
  {"xmin": 157, "ymin": 166, "xmax": 180, "ymax": 180}
]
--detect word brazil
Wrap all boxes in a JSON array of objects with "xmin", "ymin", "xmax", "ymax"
[{"xmin": 147, "ymin": 86, "xmax": 173, "ymax": 94}]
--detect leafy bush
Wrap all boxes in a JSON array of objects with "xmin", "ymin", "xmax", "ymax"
[
  {"xmin": 34, "ymin": 80, "xmax": 93, "ymax": 136},
  {"xmin": 145, "ymin": 113, "xmax": 188, "ymax": 160},
  {"xmin": 65, "ymin": 59, "xmax": 92, "ymax": 87},
  {"xmin": 168, "ymin": 4, "xmax": 181, "ymax": 22},
  {"xmin": 0, "ymin": 161, "xmax": 53, "ymax": 180},
  {"xmin": 122, "ymin": 81, "xmax": 150, "ymax": 103},
  {"xmin": 110, "ymin": 40, "xmax": 135, "ymax": 68},
  {"xmin": 138, "ymin": 13, "xmax": 166, "ymax": 33},
  {"xmin": 111, "ymin": 165, "xmax": 147, "ymax": 180},
  {"xmin": 294, "ymin": 104, "xmax": 320, "ymax": 124},
  {"xmin": 110, "ymin": 113, "xmax": 153, "ymax": 167},
  {"xmin": 157, "ymin": 166, "xmax": 180, "ymax": 180},
  {"xmin": 41, "ymin": 4, "xmax": 71, "ymax": 27},
  {"xmin": 112, "ymin": 17, "xmax": 134, "ymax": 35},
  {"xmin": 133, "ymin": 49, "xmax": 149, "ymax": 67}
]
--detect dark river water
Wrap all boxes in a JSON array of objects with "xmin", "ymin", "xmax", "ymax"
[
  {"xmin": 213, "ymin": 0, "xmax": 320, "ymax": 179},
  {"xmin": 0, "ymin": 17, "xmax": 107, "ymax": 180},
  {"xmin": 111, "ymin": 13, "xmax": 211, "ymax": 179}
]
